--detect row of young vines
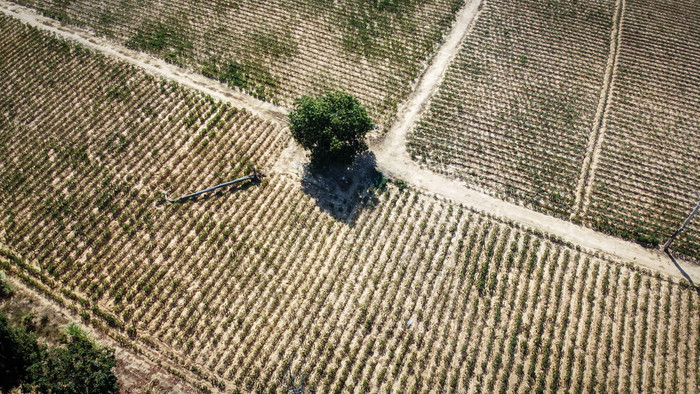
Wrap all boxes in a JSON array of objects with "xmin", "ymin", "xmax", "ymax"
[
  {"xmin": 12, "ymin": 0, "xmax": 465, "ymax": 127},
  {"xmin": 584, "ymin": 0, "xmax": 700, "ymax": 261},
  {"xmin": 407, "ymin": 0, "xmax": 700, "ymax": 261},
  {"xmin": 407, "ymin": 0, "xmax": 614, "ymax": 218},
  {"xmin": 1, "ymin": 15, "xmax": 699, "ymax": 392}
]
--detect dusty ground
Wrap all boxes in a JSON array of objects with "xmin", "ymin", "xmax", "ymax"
[{"xmin": 1, "ymin": 0, "xmax": 696, "ymax": 285}]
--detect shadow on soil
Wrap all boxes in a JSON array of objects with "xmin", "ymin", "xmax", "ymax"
[
  {"xmin": 300, "ymin": 151, "xmax": 385, "ymax": 224},
  {"xmin": 665, "ymin": 250, "xmax": 700, "ymax": 295}
]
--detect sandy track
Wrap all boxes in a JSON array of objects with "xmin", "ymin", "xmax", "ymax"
[
  {"xmin": 373, "ymin": 0, "xmax": 699, "ymax": 283},
  {"xmin": 2, "ymin": 0, "xmax": 697, "ymax": 284},
  {"xmin": 374, "ymin": 0, "xmax": 480, "ymax": 161}
]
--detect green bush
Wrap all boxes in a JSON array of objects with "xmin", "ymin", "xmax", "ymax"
[
  {"xmin": 0, "ymin": 312, "xmax": 42, "ymax": 391},
  {"xmin": 26, "ymin": 330, "xmax": 118, "ymax": 394},
  {"xmin": 0, "ymin": 270, "xmax": 12, "ymax": 298},
  {"xmin": 0, "ymin": 313, "xmax": 118, "ymax": 393}
]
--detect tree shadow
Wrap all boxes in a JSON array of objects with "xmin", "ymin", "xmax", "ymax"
[
  {"xmin": 665, "ymin": 250, "xmax": 700, "ymax": 295},
  {"xmin": 300, "ymin": 151, "xmax": 384, "ymax": 224}
]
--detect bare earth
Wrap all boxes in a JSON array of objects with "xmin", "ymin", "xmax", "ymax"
[{"xmin": 1, "ymin": 0, "xmax": 697, "ymax": 289}]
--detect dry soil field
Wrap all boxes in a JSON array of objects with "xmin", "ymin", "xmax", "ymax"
[
  {"xmin": 583, "ymin": 0, "xmax": 700, "ymax": 260},
  {"xmin": 408, "ymin": 0, "xmax": 614, "ymax": 217},
  {"xmin": 11, "ymin": 0, "xmax": 464, "ymax": 126},
  {"xmin": 407, "ymin": 0, "xmax": 700, "ymax": 261},
  {"xmin": 1, "ymin": 1, "xmax": 700, "ymax": 393}
]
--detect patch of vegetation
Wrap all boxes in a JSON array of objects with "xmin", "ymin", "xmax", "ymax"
[
  {"xmin": 0, "ymin": 271, "xmax": 12, "ymax": 299},
  {"xmin": 289, "ymin": 90, "xmax": 373, "ymax": 167},
  {"xmin": 27, "ymin": 324, "xmax": 118, "ymax": 393},
  {"xmin": 0, "ymin": 312, "xmax": 118, "ymax": 393},
  {"xmin": 96, "ymin": 11, "xmax": 117, "ymax": 38},
  {"xmin": 126, "ymin": 20, "xmax": 192, "ymax": 66},
  {"xmin": 393, "ymin": 178, "xmax": 407, "ymax": 191},
  {"xmin": 201, "ymin": 57, "xmax": 279, "ymax": 101},
  {"xmin": 106, "ymin": 81, "xmax": 130, "ymax": 101},
  {"xmin": 342, "ymin": 0, "xmax": 422, "ymax": 57},
  {"xmin": 0, "ymin": 312, "xmax": 42, "ymax": 391},
  {"xmin": 590, "ymin": 218, "xmax": 661, "ymax": 249},
  {"xmin": 249, "ymin": 28, "xmax": 298, "ymax": 60},
  {"xmin": 37, "ymin": 0, "xmax": 74, "ymax": 23},
  {"xmin": 213, "ymin": 0, "xmax": 241, "ymax": 13}
]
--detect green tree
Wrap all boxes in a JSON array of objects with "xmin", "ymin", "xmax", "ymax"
[
  {"xmin": 26, "ymin": 330, "xmax": 118, "ymax": 394},
  {"xmin": 0, "ymin": 312, "xmax": 42, "ymax": 391},
  {"xmin": 289, "ymin": 90, "xmax": 373, "ymax": 167}
]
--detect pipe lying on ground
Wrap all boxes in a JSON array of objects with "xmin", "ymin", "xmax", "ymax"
[{"xmin": 164, "ymin": 169, "xmax": 262, "ymax": 203}]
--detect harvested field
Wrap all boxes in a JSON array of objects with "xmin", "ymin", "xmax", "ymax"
[
  {"xmin": 1, "ymin": 16, "xmax": 699, "ymax": 392},
  {"xmin": 11, "ymin": 0, "xmax": 465, "ymax": 126}
]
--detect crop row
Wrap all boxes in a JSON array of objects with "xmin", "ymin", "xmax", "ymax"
[
  {"xmin": 0, "ymin": 14, "xmax": 290, "ymax": 387},
  {"xmin": 407, "ymin": 0, "xmax": 614, "ymax": 218},
  {"xmin": 2, "ymin": 13, "xmax": 699, "ymax": 392},
  {"xmin": 6, "ymin": 169, "xmax": 700, "ymax": 393},
  {"xmin": 584, "ymin": 0, "xmax": 700, "ymax": 260},
  {"xmin": 13, "ymin": 0, "xmax": 465, "ymax": 126}
]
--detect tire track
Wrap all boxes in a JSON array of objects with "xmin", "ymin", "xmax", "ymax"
[{"xmin": 571, "ymin": 0, "xmax": 626, "ymax": 218}]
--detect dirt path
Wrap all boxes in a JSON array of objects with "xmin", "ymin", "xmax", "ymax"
[
  {"xmin": 374, "ymin": 0, "xmax": 482, "ymax": 161},
  {"xmin": 571, "ymin": 0, "xmax": 626, "ymax": 217},
  {"xmin": 373, "ymin": 0, "xmax": 699, "ymax": 283},
  {"xmin": 0, "ymin": 0, "xmax": 288, "ymax": 124},
  {"xmin": 2, "ymin": 0, "xmax": 697, "ymax": 284}
]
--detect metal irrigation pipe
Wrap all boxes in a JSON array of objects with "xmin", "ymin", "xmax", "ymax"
[{"xmin": 164, "ymin": 168, "xmax": 262, "ymax": 203}]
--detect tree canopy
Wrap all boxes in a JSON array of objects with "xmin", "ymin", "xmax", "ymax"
[
  {"xmin": 27, "ymin": 330, "xmax": 118, "ymax": 394},
  {"xmin": 0, "ymin": 313, "xmax": 118, "ymax": 393},
  {"xmin": 289, "ymin": 90, "xmax": 373, "ymax": 167},
  {"xmin": 0, "ymin": 313, "xmax": 42, "ymax": 391}
]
